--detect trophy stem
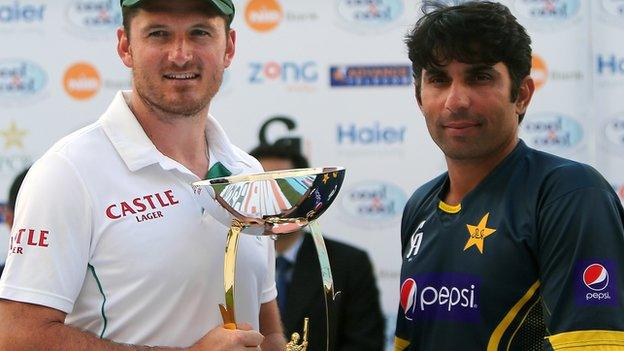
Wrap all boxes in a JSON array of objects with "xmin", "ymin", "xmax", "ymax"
[
  {"xmin": 220, "ymin": 220, "xmax": 243, "ymax": 330},
  {"xmin": 308, "ymin": 220, "xmax": 335, "ymax": 351}
]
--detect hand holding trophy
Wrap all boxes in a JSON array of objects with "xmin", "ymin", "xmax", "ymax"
[{"xmin": 193, "ymin": 167, "xmax": 345, "ymax": 351}]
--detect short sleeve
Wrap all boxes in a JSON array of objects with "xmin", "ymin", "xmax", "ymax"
[
  {"xmin": 260, "ymin": 236, "xmax": 277, "ymax": 304},
  {"xmin": 0, "ymin": 152, "xmax": 92, "ymax": 314}
]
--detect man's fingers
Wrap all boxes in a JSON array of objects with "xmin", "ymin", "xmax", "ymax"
[
  {"xmin": 237, "ymin": 322, "xmax": 253, "ymax": 331},
  {"xmin": 238, "ymin": 329, "xmax": 264, "ymax": 347}
]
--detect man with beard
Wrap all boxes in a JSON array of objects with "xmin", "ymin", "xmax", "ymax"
[
  {"xmin": 395, "ymin": 2, "xmax": 624, "ymax": 350},
  {"xmin": 0, "ymin": 1, "xmax": 285, "ymax": 350}
]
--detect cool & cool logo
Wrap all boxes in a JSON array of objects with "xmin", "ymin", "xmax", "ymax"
[
  {"xmin": 521, "ymin": 113, "xmax": 583, "ymax": 150},
  {"xmin": 600, "ymin": 0, "xmax": 624, "ymax": 20},
  {"xmin": 66, "ymin": 0, "xmax": 121, "ymax": 31},
  {"xmin": 604, "ymin": 117, "xmax": 624, "ymax": 149},
  {"xmin": 0, "ymin": 1, "xmax": 45, "ymax": 24},
  {"xmin": 336, "ymin": 0, "xmax": 403, "ymax": 32},
  {"xmin": 400, "ymin": 274, "xmax": 480, "ymax": 322},
  {"xmin": 0, "ymin": 59, "xmax": 46, "ymax": 99},
  {"xmin": 341, "ymin": 181, "xmax": 406, "ymax": 223},
  {"xmin": 513, "ymin": 0, "xmax": 581, "ymax": 24}
]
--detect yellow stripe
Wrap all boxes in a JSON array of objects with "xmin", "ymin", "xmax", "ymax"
[
  {"xmin": 547, "ymin": 330, "xmax": 624, "ymax": 350},
  {"xmin": 394, "ymin": 336, "xmax": 410, "ymax": 351},
  {"xmin": 438, "ymin": 200, "xmax": 461, "ymax": 214},
  {"xmin": 506, "ymin": 296, "xmax": 541, "ymax": 351},
  {"xmin": 487, "ymin": 281, "xmax": 540, "ymax": 351}
]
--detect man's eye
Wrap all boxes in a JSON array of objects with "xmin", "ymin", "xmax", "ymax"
[
  {"xmin": 148, "ymin": 30, "xmax": 168, "ymax": 38},
  {"xmin": 473, "ymin": 73, "xmax": 492, "ymax": 82},
  {"xmin": 191, "ymin": 29, "xmax": 211, "ymax": 37},
  {"xmin": 428, "ymin": 76, "xmax": 449, "ymax": 84}
]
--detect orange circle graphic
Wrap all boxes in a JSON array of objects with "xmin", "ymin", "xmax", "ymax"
[
  {"xmin": 531, "ymin": 54, "xmax": 548, "ymax": 90},
  {"xmin": 63, "ymin": 62, "xmax": 101, "ymax": 100},
  {"xmin": 245, "ymin": 0, "xmax": 283, "ymax": 32}
]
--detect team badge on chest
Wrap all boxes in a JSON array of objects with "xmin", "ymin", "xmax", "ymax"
[{"xmin": 464, "ymin": 213, "xmax": 496, "ymax": 254}]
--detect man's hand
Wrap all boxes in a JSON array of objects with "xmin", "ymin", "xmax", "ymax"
[{"xmin": 188, "ymin": 323, "xmax": 264, "ymax": 351}]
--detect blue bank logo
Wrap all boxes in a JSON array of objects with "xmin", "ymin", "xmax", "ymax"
[
  {"xmin": 337, "ymin": 122, "xmax": 406, "ymax": 145},
  {"xmin": 604, "ymin": 117, "xmax": 624, "ymax": 149},
  {"xmin": 66, "ymin": 0, "xmax": 121, "ymax": 30},
  {"xmin": 0, "ymin": 60, "xmax": 47, "ymax": 99},
  {"xmin": 336, "ymin": 0, "xmax": 404, "ymax": 32},
  {"xmin": 513, "ymin": 0, "xmax": 581, "ymax": 23},
  {"xmin": 341, "ymin": 181, "xmax": 407, "ymax": 224},
  {"xmin": 330, "ymin": 65, "xmax": 411, "ymax": 87},
  {"xmin": 597, "ymin": 54, "xmax": 624, "ymax": 76},
  {"xmin": 249, "ymin": 61, "xmax": 318, "ymax": 84},
  {"xmin": 0, "ymin": 1, "xmax": 46, "ymax": 24},
  {"xmin": 521, "ymin": 113, "xmax": 583, "ymax": 150}
]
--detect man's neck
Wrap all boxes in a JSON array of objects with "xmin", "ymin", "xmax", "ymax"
[
  {"xmin": 128, "ymin": 92, "xmax": 210, "ymax": 179},
  {"xmin": 275, "ymin": 231, "xmax": 304, "ymax": 255},
  {"xmin": 444, "ymin": 138, "xmax": 518, "ymax": 205}
]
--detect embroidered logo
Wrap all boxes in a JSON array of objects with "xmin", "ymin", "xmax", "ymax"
[
  {"xmin": 405, "ymin": 220, "xmax": 425, "ymax": 259},
  {"xmin": 464, "ymin": 213, "xmax": 496, "ymax": 254}
]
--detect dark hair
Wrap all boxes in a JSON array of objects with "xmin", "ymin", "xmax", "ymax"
[
  {"xmin": 405, "ymin": 1, "xmax": 532, "ymax": 122},
  {"xmin": 122, "ymin": 4, "xmax": 230, "ymax": 41},
  {"xmin": 249, "ymin": 145, "xmax": 309, "ymax": 169},
  {"xmin": 8, "ymin": 168, "xmax": 29, "ymax": 211}
]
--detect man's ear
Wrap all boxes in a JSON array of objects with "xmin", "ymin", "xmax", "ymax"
[
  {"xmin": 514, "ymin": 76, "xmax": 535, "ymax": 116},
  {"xmin": 117, "ymin": 27, "xmax": 133, "ymax": 68},
  {"xmin": 223, "ymin": 29, "xmax": 236, "ymax": 68}
]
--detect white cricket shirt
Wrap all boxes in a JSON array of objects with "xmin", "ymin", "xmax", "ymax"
[{"xmin": 0, "ymin": 91, "xmax": 276, "ymax": 347}]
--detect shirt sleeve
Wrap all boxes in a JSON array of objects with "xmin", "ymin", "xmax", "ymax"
[
  {"xmin": 537, "ymin": 185, "xmax": 624, "ymax": 349},
  {"xmin": 0, "ymin": 152, "xmax": 92, "ymax": 314},
  {"xmin": 260, "ymin": 235, "xmax": 277, "ymax": 304}
]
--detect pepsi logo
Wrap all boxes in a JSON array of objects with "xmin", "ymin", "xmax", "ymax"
[
  {"xmin": 400, "ymin": 278, "xmax": 416, "ymax": 320},
  {"xmin": 583, "ymin": 263, "xmax": 609, "ymax": 291}
]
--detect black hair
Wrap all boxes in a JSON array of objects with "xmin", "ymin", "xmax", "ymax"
[
  {"xmin": 405, "ymin": 1, "xmax": 532, "ymax": 122},
  {"xmin": 249, "ymin": 145, "xmax": 309, "ymax": 169},
  {"xmin": 8, "ymin": 167, "xmax": 29, "ymax": 211}
]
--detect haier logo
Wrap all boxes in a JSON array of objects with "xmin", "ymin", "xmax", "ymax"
[
  {"xmin": 336, "ymin": 0, "xmax": 404, "ymax": 33},
  {"xmin": 337, "ymin": 122, "xmax": 406, "ymax": 145},
  {"xmin": 66, "ymin": 0, "xmax": 121, "ymax": 31},
  {"xmin": 521, "ymin": 113, "xmax": 583, "ymax": 150},
  {"xmin": 400, "ymin": 273, "xmax": 480, "ymax": 322},
  {"xmin": 604, "ymin": 117, "xmax": 624, "ymax": 149},
  {"xmin": 575, "ymin": 260, "xmax": 618, "ymax": 306},
  {"xmin": 597, "ymin": 54, "xmax": 624, "ymax": 76},
  {"xmin": 513, "ymin": 0, "xmax": 581, "ymax": 23},
  {"xmin": 0, "ymin": 60, "xmax": 46, "ymax": 99},
  {"xmin": 249, "ymin": 61, "xmax": 318, "ymax": 85},
  {"xmin": 341, "ymin": 181, "xmax": 407, "ymax": 225},
  {"xmin": 0, "ymin": 1, "xmax": 46, "ymax": 24}
]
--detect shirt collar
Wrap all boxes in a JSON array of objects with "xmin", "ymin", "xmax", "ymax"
[{"xmin": 100, "ymin": 90, "xmax": 262, "ymax": 177}]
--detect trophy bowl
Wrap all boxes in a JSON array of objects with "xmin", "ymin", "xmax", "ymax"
[
  {"xmin": 193, "ymin": 166, "xmax": 345, "ymax": 235},
  {"xmin": 192, "ymin": 166, "xmax": 345, "ymax": 350}
]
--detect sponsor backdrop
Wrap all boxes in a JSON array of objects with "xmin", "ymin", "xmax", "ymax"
[{"xmin": 0, "ymin": 0, "xmax": 622, "ymax": 348}]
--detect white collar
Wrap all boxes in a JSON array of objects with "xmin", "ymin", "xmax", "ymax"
[{"xmin": 100, "ymin": 90, "xmax": 261, "ymax": 177}]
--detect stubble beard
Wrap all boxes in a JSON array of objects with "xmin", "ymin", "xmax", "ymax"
[{"xmin": 132, "ymin": 66, "xmax": 223, "ymax": 120}]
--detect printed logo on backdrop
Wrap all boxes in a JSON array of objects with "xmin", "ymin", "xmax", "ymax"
[
  {"xmin": 340, "ymin": 180, "xmax": 407, "ymax": 228},
  {"xmin": 336, "ymin": 122, "xmax": 407, "ymax": 157},
  {"xmin": 0, "ymin": 59, "xmax": 47, "ymax": 105},
  {"xmin": 0, "ymin": 1, "xmax": 46, "ymax": 33},
  {"xmin": 602, "ymin": 114, "xmax": 624, "ymax": 156},
  {"xmin": 249, "ymin": 61, "xmax": 318, "ymax": 92},
  {"xmin": 63, "ymin": 62, "xmax": 101, "ymax": 100},
  {"xmin": 257, "ymin": 116, "xmax": 303, "ymax": 152},
  {"xmin": 335, "ymin": 0, "xmax": 408, "ymax": 35},
  {"xmin": 512, "ymin": 0, "xmax": 582, "ymax": 30},
  {"xmin": 598, "ymin": 0, "xmax": 624, "ymax": 27},
  {"xmin": 65, "ymin": 0, "xmax": 122, "ymax": 39},
  {"xmin": 330, "ymin": 65, "xmax": 412, "ymax": 87},
  {"xmin": 244, "ymin": 0, "xmax": 318, "ymax": 33},
  {"xmin": 596, "ymin": 54, "xmax": 624, "ymax": 87},
  {"xmin": 0, "ymin": 120, "xmax": 33, "ymax": 178},
  {"xmin": 520, "ymin": 112, "xmax": 584, "ymax": 154},
  {"xmin": 530, "ymin": 54, "xmax": 584, "ymax": 91}
]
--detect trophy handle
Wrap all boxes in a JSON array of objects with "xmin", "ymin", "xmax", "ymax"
[
  {"xmin": 220, "ymin": 221, "xmax": 243, "ymax": 330},
  {"xmin": 308, "ymin": 220, "xmax": 335, "ymax": 351}
]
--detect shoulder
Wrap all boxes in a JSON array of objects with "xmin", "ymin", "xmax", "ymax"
[{"xmin": 403, "ymin": 173, "xmax": 446, "ymax": 221}]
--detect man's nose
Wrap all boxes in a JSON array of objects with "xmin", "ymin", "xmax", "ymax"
[
  {"xmin": 168, "ymin": 37, "xmax": 193, "ymax": 66},
  {"xmin": 444, "ymin": 82, "xmax": 470, "ymax": 113}
]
